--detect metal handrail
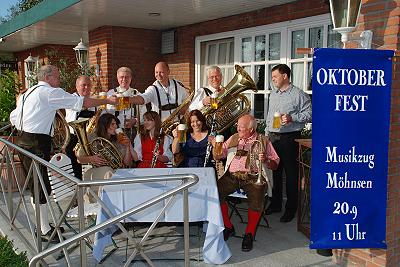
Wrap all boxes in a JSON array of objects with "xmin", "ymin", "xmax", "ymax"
[{"xmin": 0, "ymin": 137, "xmax": 199, "ymax": 267}]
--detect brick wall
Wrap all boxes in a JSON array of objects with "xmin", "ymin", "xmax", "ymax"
[
  {"xmin": 89, "ymin": 26, "xmax": 160, "ymax": 93},
  {"xmin": 14, "ymin": 44, "xmax": 75, "ymax": 90},
  {"xmin": 332, "ymin": 0, "xmax": 400, "ymax": 266},
  {"xmin": 162, "ymin": 0, "xmax": 329, "ymax": 89}
]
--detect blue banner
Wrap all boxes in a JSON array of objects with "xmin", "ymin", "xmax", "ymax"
[{"xmin": 310, "ymin": 48, "xmax": 393, "ymax": 249}]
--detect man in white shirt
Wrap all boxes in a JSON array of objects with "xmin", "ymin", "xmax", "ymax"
[
  {"xmin": 10, "ymin": 65, "xmax": 117, "ymax": 242},
  {"xmin": 106, "ymin": 67, "xmax": 141, "ymax": 133},
  {"xmin": 65, "ymin": 75, "xmax": 96, "ymax": 179},
  {"xmin": 189, "ymin": 66, "xmax": 225, "ymax": 111},
  {"xmin": 128, "ymin": 62, "xmax": 188, "ymax": 122}
]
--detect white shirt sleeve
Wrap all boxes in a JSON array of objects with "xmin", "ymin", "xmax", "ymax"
[
  {"xmin": 189, "ymin": 88, "xmax": 207, "ymax": 111},
  {"xmin": 163, "ymin": 135, "xmax": 173, "ymax": 162},
  {"xmin": 48, "ymin": 88, "xmax": 83, "ymax": 111},
  {"xmin": 140, "ymin": 85, "xmax": 157, "ymax": 105},
  {"xmin": 133, "ymin": 134, "xmax": 143, "ymax": 160}
]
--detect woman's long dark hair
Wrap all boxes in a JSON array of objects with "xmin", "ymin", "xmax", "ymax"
[
  {"xmin": 187, "ymin": 109, "xmax": 209, "ymax": 133},
  {"xmin": 141, "ymin": 111, "xmax": 163, "ymax": 139},
  {"xmin": 96, "ymin": 113, "xmax": 119, "ymax": 142}
]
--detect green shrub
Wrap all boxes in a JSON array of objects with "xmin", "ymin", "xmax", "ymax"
[{"xmin": 0, "ymin": 235, "xmax": 28, "ymax": 267}]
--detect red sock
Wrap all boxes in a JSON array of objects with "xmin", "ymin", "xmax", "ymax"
[
  {"xmin": 245, "ymin": 208, "xmax": 262, "ymax": 235},
  {"xmin": 220, "ymin": 202, "xmax": 233, "ymax": 228}
]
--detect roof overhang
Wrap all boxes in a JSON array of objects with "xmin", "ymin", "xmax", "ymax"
[{"xmin": 0, "ymin": 0, "xmax": 296, "ymax": 52}]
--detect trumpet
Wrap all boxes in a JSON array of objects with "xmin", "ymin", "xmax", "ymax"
[{"xmin": 248, "ymin": 139, "xmax": 266, "ymax": 185}]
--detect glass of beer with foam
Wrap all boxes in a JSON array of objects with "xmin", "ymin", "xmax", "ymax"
[
  {"xmin": 273, "ymin": 112, "xmax": 281, "ymax": 129},
  {"xmin": 115, "ymin": 93, "xmax": 123, "ymax": 111},
  {"xmin": 115, "ymin": 128, "xmax": 126, "ymax": 144},
  {"xmin": 215, "ymin": 135, "xmax": 224, "ymax": 156},
  {"xmin": 177, "ymin": 124, "xmax": 187, "ymax": 143},
  {"xmin": 210, "ymin": 92, "xmax": 218, "ymax": 109},
  {"xmin": 99, "ymin": 92, "xmax": 107, "ymax": 109},
  {"xmin": 122, "ymin": 91, "xmax": 131, "ymax": 110}
]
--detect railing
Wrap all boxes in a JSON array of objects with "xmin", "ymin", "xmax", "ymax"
[{"xmin": 0, "ymin": 135, "xmax": 198, "ymax": 267}]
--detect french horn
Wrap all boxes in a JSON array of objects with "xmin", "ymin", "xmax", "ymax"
[
  {"xmin": 201, "ymin": 65, "xmax": 257, "ymax": 133},
  {"xmin": 69, "ymin": 118, "xmax": 124, "ymax": 169}
]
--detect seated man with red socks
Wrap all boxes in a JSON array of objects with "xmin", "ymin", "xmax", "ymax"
[{"xmin": 212, "ymin": 114, "xmax": 279, "ymax": 252}]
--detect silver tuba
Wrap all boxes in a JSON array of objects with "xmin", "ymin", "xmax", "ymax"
[{"xmin": 69, "ymin": 118, "xmax": 124, "ymax": 169}]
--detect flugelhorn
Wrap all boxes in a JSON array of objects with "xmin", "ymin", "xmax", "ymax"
[{"xmin": 248, "ymin": 139, "xmax": 266, "ymax": 185}]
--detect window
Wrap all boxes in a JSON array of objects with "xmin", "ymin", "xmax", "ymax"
[
  {"xmin": 196, "ymin": 14, "xmax": 340, "ymax": 121},
  {"xmin": 200, "ymin": 38, "xmax": 234, "ymax": 88}
]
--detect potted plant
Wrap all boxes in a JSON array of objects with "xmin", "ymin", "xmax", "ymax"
[{"xmin": 0, "ymin": 69, "xmax": 25, "ymax": 192}]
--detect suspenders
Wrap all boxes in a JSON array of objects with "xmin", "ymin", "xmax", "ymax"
[{"xmin": 152, "ymin": 80, "xmax": 179, "ymax": 117}]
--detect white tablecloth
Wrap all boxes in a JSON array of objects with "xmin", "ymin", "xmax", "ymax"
[{"xmin": 93, "ymin": 167, "xmax": 231, "ymax": 264}]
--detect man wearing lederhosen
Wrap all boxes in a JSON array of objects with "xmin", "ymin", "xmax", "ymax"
[
  {"xmin": 128, "ymin": 62, "xmax": 188, "ymax": 122},
  {"xmin": 212, "ymin": 114, "xmax": 280, "ymax": 251},
  {"xmin": 10, "ymin": 65, "xmax": 118, "ymax": 242},
  {"xmin": 189, "ymin": 65, "xmax": 226, "ymax": 111},
  {"xmin": 106, "ymin": 67, "xmax": 145, "ymax": 139},
  {"xmin": 65, "ymin": 75, "xmax": 96, "ymax": 179}
]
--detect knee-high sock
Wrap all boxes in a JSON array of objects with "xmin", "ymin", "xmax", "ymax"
[
  {"xmin": 31, "ymin": 197, "xmax": 51, "ymax": 235},
  {"xmin": 220, "ymin": 202, "xmax": 233, "ymax": 228},
  {"xmin": 245, "ymin": 208, "xmax": 262, "ymax": 235}
]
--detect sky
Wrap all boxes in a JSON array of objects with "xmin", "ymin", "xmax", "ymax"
[{"xmin": 0, "ymin": 0, "xmax": 20, "ymax": 19}]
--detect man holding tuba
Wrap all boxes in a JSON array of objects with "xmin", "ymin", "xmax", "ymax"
[
  {"xmin": 189, "ymin": 65, "xmax": 225, "ymax": 111},
  {"xmin": 212, "ymin": 114, "xmax": 279, "ymax": 252},
  {"xmin": 65, "ymin": 75, "xmax": 96, "ymax": 179},
  {"xmin": 128, "ymin": 62, "xmax": 188, "ymax": 122},
  {"xmin": 9, "ymin": 65, "xmax": 118, "ymax": 242}
]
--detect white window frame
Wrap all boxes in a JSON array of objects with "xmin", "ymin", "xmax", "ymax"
[{"xmin": 195, "ymin": 13, "xmax": 334, "ymax": 120}]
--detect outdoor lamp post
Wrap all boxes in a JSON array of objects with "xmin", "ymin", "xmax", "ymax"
[
  {"xmin": 24, "ymin": 54, "xmax": 36, "ymax": 88},
  {"xmin": 74, "ymin": 38, "xmax": 88, "ymax": 73},
  {"xmin": 329, "ymin": 0, "xmax": 362, "ymax": 46}
]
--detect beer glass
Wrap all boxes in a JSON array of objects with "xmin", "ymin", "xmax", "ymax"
[
  {"xmin": 210, "ymin": 92, "xmax": 218, "ymax": 109},
  {"xmin": 122, "ymin": 91, "xmax": 131, "ymax": 110},
  {"xmin": 99, "ymin": 92, "xmax": 107, "ymax": 109},
  {"xmin": 115, "ymin": 93, "xmax": 123, "ymax": 111},
  {"xmin": 215, "ymin": 135, "xmax": 224, "ymax": 156},
  {"xmin": 177, "ymin": 124, "xmax": 187, "ymax": 143},
  {"xmin": 273, "ymin": 112, "xmax": 281, "ymax": 129},
  {"xmin": 115, "ymin": 128, "xmax": 126, "ymax": 143}
]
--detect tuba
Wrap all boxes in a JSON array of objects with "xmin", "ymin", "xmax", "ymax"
[
  {"xmin": 52, "ymin": 110, "xmax": 70, "ymax": 153},
  {"xmin": 201, "ymin": 65, "xmax": 257, "ymax": 133},
  {"xmin": 161, "ymin": 85, "xmax": 195, "ymax": 135},
  {"xmin": 69, "ymin": 118, "xmax": 124, "ymax": 169}
]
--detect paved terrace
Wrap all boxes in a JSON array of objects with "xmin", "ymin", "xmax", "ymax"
[{"xmin": 0, "ymin": 190, "xmax": 337, "ymax": 267}]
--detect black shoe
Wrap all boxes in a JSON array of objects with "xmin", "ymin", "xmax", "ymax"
[
  {"xmin": 223, "ymin": 226, "xmax": 235, "ymax": 241},
  {"xmin": 50, "ymin": 224, "xmax": 65, "ymax": 234},
  {"xmin": 35, "ymin": 228, "xmax": 64, "ymax": 243},
  {"xmin": 265, "ymin": 206, "xmax": 281, "ymax": 215},
  {"xmin": 280, "ymin": 211, "xmax": 295, "ymax": 222},
  {"xmin": 242, "ymin": 233, "xmax": 253, "ymax": 252}
]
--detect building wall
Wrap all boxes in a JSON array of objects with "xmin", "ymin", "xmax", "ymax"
[
  {"xmin": 89, "ymin": 26, "xmax": 160, "ymax": 92},
  {"xmin": 14, "ymin": 44, "xmax": 75, "ymax": 91},
  {"xmin": 332, "ymin": 1, "xmax": 400, "ymax": 267}
]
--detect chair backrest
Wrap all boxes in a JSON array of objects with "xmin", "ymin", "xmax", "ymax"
[{"xmin": 48, "ymin": 153, "xmax": 76, "ymax": 203}]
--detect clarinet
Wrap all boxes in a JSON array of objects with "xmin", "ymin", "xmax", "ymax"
[
  {"xmin": 204, "ymin": 113, "xmax": 217, "ymax": 167},
  {"xmin": 151, "ymin": 128, "xmax": 163, "ymax": 168}
]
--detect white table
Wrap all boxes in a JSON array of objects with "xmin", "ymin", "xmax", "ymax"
[{"xmin": 93, "ymin": 167, "xmax": 231, "ymax": 264}]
